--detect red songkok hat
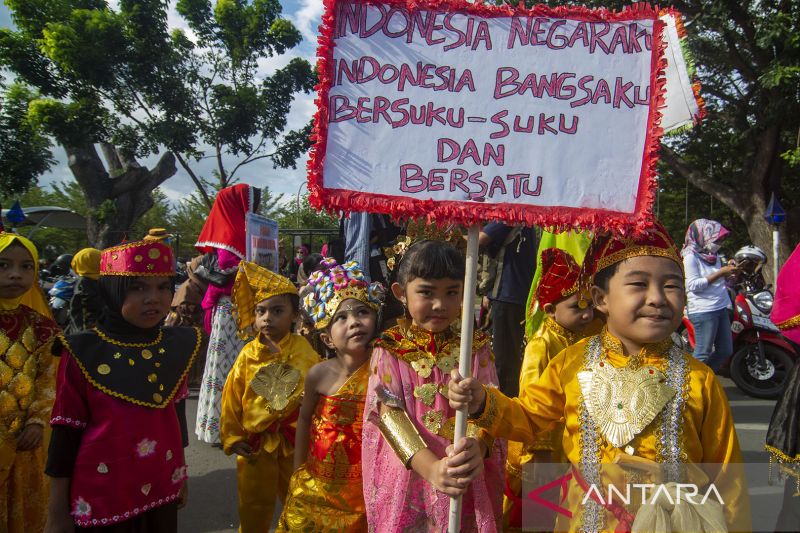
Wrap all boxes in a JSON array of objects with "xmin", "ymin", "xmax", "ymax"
[
  {"xmin": 771, "ymin": 244, "xmax": 800, "ymax": 344},
  {"xmin": 535, "ymin": 248, "xmax": 581, "ymax": 307},
  {"xmin": 100, "ymin": 240, "xmax": 175, "ymax": 276},
  {"xmin": 579, "ymin": 221, "xmax": 682, "ymax": 301}
]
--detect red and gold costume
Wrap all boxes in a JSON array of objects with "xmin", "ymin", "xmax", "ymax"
[
  {"xmin": 276, "ymin": 259, "xmax": 383, "ymax": 532},
  {"xmin": 276, "ymin": 362, "xmax": 369, "ymax": 532},
  {"xmin": 0, "ymin": 233, "xmax": 59, "ymax": 533},
  {"xmin": 222, "ymin": 262, "xmax": 320, "ymax": 532},
  {"xmin": 475, "ymin": 223, "xmax": 750, "ymax": 532}
]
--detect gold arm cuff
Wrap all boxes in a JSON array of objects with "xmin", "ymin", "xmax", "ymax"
[{"xmin": 378, "ymin": 408, "xmax": 427, "ymax": 468}]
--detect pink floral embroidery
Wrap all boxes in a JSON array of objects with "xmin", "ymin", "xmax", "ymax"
[
  {"xmin": 73, "ymin": 497, "xmax": 92, "ymax": 517},
  {"xmin": 171, "ymin": 465, "xmax": 188, "ymax": 483},
  {"xmin": 136, "ymin": 438, "xmax": 157, "ymax": 458}
]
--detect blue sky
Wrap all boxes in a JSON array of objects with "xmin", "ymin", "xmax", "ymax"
[{"xmin": 0, "ymin": 0, "xmax": 325, "ymax": 204}]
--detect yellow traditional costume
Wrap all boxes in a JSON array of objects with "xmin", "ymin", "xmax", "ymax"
[
  {"xmin": 0, "ymin": 233, "xmax": 59, "ymax": 532},
  {"xmin": 505, "ymin": 248, "xmax": 585, "ymax": 531},
  {"xmin": 474, "ymin": 223, "xmax": 750, "ymax": 532},
  {"xmin": 221, "ymin": 262, "xmax": 320, "ymax": 532},
  {"xmin": 276, "ymin": 258, "xmax": 384, "ymax": 532}
]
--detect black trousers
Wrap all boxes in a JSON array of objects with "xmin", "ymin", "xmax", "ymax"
[{"xmin": 491, "ymin": 300, "xmax": 526, "ymax": 398}]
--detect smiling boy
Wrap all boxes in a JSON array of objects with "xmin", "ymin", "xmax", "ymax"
[{"xmin": 449, "ymin": 222, "xmax": 749, "ymax": 532}]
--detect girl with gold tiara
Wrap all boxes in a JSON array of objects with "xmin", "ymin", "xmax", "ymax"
[
  {"xmin": 362, "ymin": 238, "xmax": 506, "ymax": 532},
  {"xmin": 276, "ymin": 259, "xmax": 384, "ymax": 532},
  {"xmin": 0, "ymin": 231, "xmax": 59, "ymax": 532}
]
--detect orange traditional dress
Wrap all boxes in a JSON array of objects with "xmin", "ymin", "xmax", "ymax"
[
  {"xmin": 276, "ymin": 361, "xmax": 369, "ymax": 532},
  {"xmin": 0, "ymin": 234, "xmax": 60, "ymax": 533}
]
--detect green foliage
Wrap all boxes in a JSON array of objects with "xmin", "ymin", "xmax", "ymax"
[
  {"xmin": 0, "ymin": 0, "xmax": 317, "ymax": 243},
  {"xmin": 0, "ymin": 83, "xmax": 55, "ymax": 195},
  {"xmin": 177, "ymin": 0, "xmax": 316, "ymax": 189},
  {"xmin": 275, "ymin": 195, "xmax": 338, "ymax": 231},
  {"xmin": 655, "ymin": 172, "xmax": 750, "ymax": 257}
]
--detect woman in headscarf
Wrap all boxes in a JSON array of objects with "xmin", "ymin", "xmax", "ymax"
[
  {"xmin": 681, "ymin": 218, "xmax": 736, "ymax": 371},
  {"xmin": 0, "ymin": 232, "xmax": 60, "ymax": 533},
  {"xmin": 193, "ymin": 184, "xmax": 261, "ymax": 444},
  {"xmin": 65, "ymin": 248, "xmax": 102, "ymax": 335}
]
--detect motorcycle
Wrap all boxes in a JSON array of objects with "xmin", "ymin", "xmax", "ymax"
[
  {"xmin": 48, "ymin": 276, "xmax": 76, "ymax": 329},
  {"xmin": 678, "ymin": 245, "xmax": 798, "ymax": 399}
]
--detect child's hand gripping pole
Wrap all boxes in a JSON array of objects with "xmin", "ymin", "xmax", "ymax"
[{"xmin": 448, "ymin": 225, "xmax": 480, "ymax": 533}]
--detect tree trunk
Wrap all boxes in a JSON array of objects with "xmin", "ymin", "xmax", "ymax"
[
  {"xmin": 661, "ymin": 144, "xmax": 793, "ymax": 286},
  {"xmin": 64, "ymin": 143, "xmax": 177, "ymax": 248}
]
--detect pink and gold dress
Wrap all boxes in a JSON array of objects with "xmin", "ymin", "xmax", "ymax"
[{"xmin": 362, "ymin": 323, "xmax": 506, "ymax": 532}]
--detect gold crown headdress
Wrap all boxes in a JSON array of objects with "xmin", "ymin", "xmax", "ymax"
[
  {"xmin": 384, "ymin": 219, "xmax": 465, "ymax": 271},
  {"xmin": 232, "ymin": 261, "xmax": 298, "ymax": 338},
  {"xmin": 302, "ymin": 258, "xmax": 385, "ymax": 329}
]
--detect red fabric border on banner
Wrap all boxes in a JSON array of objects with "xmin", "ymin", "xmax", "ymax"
[{"xmin": 307, "ymin": 0, "xmax": 668, "ymax": 234}]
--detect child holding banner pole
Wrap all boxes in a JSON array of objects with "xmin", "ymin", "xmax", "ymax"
[{"xmin": 361, "ymin": 235, "xmax": 505, "ymax": 532}]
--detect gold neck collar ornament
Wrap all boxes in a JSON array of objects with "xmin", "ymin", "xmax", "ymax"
[
  {"xmin": 578, "ymin": 328, "xmax": 678, "ymax": 448},
  {"xmin": 599, "ymin": 327, "xmax": 674, "ymax": 369},
  {"xmin": 544, "ymin": 316, "xmax": 578, "ymax": 345},
  {"xmin": 93, "ymin": 327, "xmax": 164, "ymax": 348}
]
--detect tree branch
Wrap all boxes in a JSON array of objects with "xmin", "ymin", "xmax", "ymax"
[
  {"xmin": 64, "ymin": 143, "xmax": 109, "ymax": 205},
  {"xmin": 174, "ymin": 152, "xmax": 213, "ymax": 209},
  {"xmin": 114, "ymin": 153, "xmax": 177, "ymax": 227},
  {"xmin": 228, "ymin": 135, "xmax": 269, "ymax": 180},
  {"xmin": 100, "ymin": 142, "xmax": 123, "ymax": 173},
  {"xmin": 660, "ymin": 145, "xmax": 745, "ymax": 213}
]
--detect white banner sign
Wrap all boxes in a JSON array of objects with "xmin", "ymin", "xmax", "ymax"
[{"xmin": 309, "ymin": 1, "xmax": 667, "ymax": 229}]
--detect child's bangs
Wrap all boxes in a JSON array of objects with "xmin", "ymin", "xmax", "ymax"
[{"xmin": 398, "ymin": 240, "xmax": 465, "ymax": 284}]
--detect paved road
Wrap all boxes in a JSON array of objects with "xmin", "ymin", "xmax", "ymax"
[{"xmin": 178, "ymin": 377, "xmax": 783, "ymax": 532}]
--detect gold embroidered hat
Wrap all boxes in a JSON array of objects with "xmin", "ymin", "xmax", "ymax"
[
  {"xmin": 232, "ymin": 261, "xmax": 298, "ymax": 337},
  {"xmin": 100, "ymin": 240, "xmax": 175, "ymax": 276},
  {"xmin": 579, "ymin": 221, "xmax": 682, "ymax": 303},
  {"xmin": 302, "ymin": 258, "xmax": 385, "ymax": 329}
]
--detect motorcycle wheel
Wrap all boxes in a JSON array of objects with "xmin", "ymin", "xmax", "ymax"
[{"xmin": 729, "ymin": 344, "xmax": 794, "ymax": 399}]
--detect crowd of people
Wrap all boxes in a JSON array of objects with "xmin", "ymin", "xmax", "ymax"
[{"xmin": 1, "ymin": 183, "xmax": 799, "ymax": 533}]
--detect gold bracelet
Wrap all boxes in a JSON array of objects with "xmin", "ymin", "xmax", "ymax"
[{"xmin": 378, "ymin": 408, "xmax": 427, "ymax": 468}]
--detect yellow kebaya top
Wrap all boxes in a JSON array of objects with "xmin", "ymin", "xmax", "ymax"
[
  {"xmin": 220, "ymin": 333, "xmax": 320, "ymax": 457},
  {"xmin": 475, "ymin": 328, "xmax": 750, "ymax": 532}
]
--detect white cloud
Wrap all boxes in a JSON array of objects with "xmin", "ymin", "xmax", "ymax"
[{"xmin": 291, "ymin": 0, "xmax": 324, "ymax": 43}]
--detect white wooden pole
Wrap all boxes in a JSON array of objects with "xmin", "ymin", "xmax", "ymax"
[
  {"xmin": 773, "ymin": 227, "xmax": 780, "ymax": 285},
  {"xmin": 448, "ymin": 225, "xmax": 480, "ymax": 533}
]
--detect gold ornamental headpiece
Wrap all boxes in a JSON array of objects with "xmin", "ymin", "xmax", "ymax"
[
  {"xmin": 384, "ymin": 219, "xmax": 465, "ymax": 271},
  {"xmin": 232, "ymin": 261, "xmax": 298, "ymax": 337},
  {"xmin": 578, "ymin": 220, "xmax": 682, "ymax": 305},
  {"xmin": 302, "ymin": 258, "xmax": 384, "ymax": 330}
]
